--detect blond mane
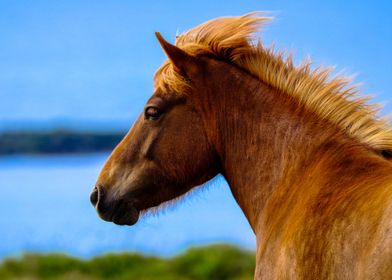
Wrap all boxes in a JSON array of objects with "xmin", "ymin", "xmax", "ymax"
[{"xmin": 154, "ymin": 13, "xmax": 392, "ymax": 153}]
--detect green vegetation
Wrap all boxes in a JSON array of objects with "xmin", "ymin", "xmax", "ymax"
[
  {"xmin": 0, "ymin": 131, "xmax": 124, "ymax": 155},
  {"xmin": 0, "ymin": 245, "xmax": 255, "ymax": 280}
]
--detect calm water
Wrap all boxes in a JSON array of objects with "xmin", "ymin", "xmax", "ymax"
[{"xmin": 0, "ymin": 153, "xmax": 255, "ymax": 259}]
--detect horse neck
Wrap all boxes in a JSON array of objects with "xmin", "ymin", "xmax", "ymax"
[{"xmin": 201, "ymin": 62, "xmax": 386, "ymax": 234}]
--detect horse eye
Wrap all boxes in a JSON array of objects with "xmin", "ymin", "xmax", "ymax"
[{"xmin": 145, "ymin": 106, "xmax": 162, "ymax": 121}]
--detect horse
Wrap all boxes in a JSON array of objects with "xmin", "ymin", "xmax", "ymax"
[{"xmin": 90, "ymin": 13, "xmax": 392, "ymax": 279}]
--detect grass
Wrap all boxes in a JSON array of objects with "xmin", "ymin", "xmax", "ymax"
[{"xmin": 0, "ymin": 245, "xmax": 255, "ymax": 280}]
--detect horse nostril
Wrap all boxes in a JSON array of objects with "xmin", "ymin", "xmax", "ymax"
[{"xmin": 90, "ymin": 186, "xmax": 100, "ymax": 207}]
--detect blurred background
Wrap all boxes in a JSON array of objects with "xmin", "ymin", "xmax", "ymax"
[{"xmin": 0, "ymin": 0, "xmax": 391, "ymax": 279}]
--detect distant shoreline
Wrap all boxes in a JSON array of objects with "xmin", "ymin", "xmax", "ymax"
[{"xmin": 0, "ymin": 130, "xmax": 125, "ymax": 155}]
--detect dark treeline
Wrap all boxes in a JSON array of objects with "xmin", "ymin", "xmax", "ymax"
[
  {"xmin": 0, "ymin": 131, "xmax": 125, "ymax": 155},
  {"xmin": 0, "ymin": 245, "xmax": 255, "ymax": 280}
]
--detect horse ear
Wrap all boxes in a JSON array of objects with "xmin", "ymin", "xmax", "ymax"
[{"xmin": 155, "ymin": 32, "xmax": 199, "ymax": 77}]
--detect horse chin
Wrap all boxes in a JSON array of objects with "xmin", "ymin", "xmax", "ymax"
[{"xmin": 112, "ymin": 206, "xmax": 140, "ymax": 226}]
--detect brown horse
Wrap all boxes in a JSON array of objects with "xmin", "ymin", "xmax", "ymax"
[{"xmin": 91, "ymin": 13, "xmax": 392, "ymax": 279}]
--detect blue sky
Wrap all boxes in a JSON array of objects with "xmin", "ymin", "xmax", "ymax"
[{"xmin": 1, "ymin": 0, "xmax": 391, "ymax": 130}]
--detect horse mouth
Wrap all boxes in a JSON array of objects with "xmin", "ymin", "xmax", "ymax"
[
  {"xmin": 111, "ymin": 204, "xmax": 140, "ymax": 226},
  {"xmin": 96, "ymin": 197, "xmax": 140, "ymax": 226}
]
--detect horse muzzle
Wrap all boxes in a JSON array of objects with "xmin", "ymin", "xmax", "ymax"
[{"xmin": 90, "ymin": 185, "xmax": 139, "ymax": 226}]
